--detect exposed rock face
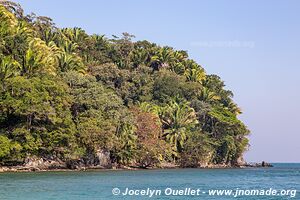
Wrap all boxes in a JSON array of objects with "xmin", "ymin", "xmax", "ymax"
[
  {"xmin": 236, "ymin": 156, "xmax": 247, "ymax": 166},
  {"xmin": 1, "ymin": 150, "xmax": 112, "ymax": 171},
  {"xmin": 24, "ymin": 156, "xmax": 66, "ymax": 170},
  {"xmin": 66, "ymin": 149, "xmax": 112, "ymax": 170},
  {"xmin": 243, "ymin": 161, "xmax": 273, "ymax": 168},
  {"xmin": 261, "ymin": 161, "xmax": 273, "ymax": 167},
  {"xmin": 66, "ymin": 159, "xmax": 85, "ymax": 170},
  {"xmin": 96, "ymin": 149, "xmax": 111, "ymax": 168}
]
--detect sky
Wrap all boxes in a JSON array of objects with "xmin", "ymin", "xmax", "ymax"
[{"xmin": 14, "ymin": 0, "xmax": 300, "ymax": 163}]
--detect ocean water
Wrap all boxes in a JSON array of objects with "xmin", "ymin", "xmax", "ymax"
[{"xmin": 0, "ymin": 163, "xmax": 299, "ymax": 200}]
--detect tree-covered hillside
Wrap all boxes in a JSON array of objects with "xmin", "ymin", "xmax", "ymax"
[{"xmin": 0, "ymin": 1, "xmax": 249, "ymax": 169}]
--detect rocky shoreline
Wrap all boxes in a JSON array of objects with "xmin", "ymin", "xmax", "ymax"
[{"xmin": 0, "ymin": 157, "xmax": 273, "ymax": 173}]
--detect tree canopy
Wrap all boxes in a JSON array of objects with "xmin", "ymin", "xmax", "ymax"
[{"xmin": 0, "ymin": 1, "xmax": 249, "ymax": 168}]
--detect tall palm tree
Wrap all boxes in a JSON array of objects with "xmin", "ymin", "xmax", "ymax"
[
  {"xmin": 170, "ymin": 62, "xmax": 185, "ymax": 75},
  {"xmin": 0, "ymin": 4, "xmax": 17, "ymax": 32},
  {"xmin": 159, "ymin": 97, "xmax": 198, "ymax": 153},
  {"xmin": 150, "ymin": 47, "xmax": 175, "ymax": 70},
  {"xmin": 57, "ymin": 52, "xmax": 85, "ymax": 73},
  {"xmin": 15, "ymin": 21, "xmax": 33, "ymax": 40},
  {"xmin": 183, "ymin": 60, "xmax": 206, "ymax": 83},
  {"xmin": 0, "ymin": 1, "xmax": 24, "ymax": 19},
  {"xmin": 41, "ymin": 28, "xmax": 58, "ymax": 45},
  {"xmin": 169, "ymin": 51, "xmax": 188, "ymax": 75},
  {"xmin": 130, "ymin": 48, "xmax": 149, "ymax": 68},
  {"xmin": 61, "ymin": 27, "xmax": 86, "ymax": 44},
  {"xmin": 0, "ymin": 55, "xmax": 20, "ymax": 83},
  {"xmin": 91, "ymin": 34, "xmax": 108, "ymax": 52},
  {"xmin": 220, "ymin": 134, "xmax": 236, "ymax": 164},
  {"xmin": 60, "ymin": 40, "xmax": 79, "ymax": 54},
  {"xmin": 199, "ymin": 87, "xmax": 221, "ymax": 103},
  {"xmin": 0, "ymin": 4, "xmax": 17, "ymax": 52},
  {"xmin": 184, "ymin": 67, "xmax": 206, "ymax": 82},
  {"xmin": 7, "ymin": 21, "xmax": 33, "ymax": 60},
  {"xmin": 115, "ymin": 123, "xmax": 137, "ymax": 164},
  {"xmin": 140, "ymin": 99, "xmax": 198, "ymax": 153},
  {"xmin": 139, "ymin": 102, "xmax": 161, "ymax": 115},
  {"xmin": 22, "ymin": 38, "xmax": 57, "ymax": 76},
  {"xmin": 227, "ymin": 101, "xmax": 242, "ymax": 115}
]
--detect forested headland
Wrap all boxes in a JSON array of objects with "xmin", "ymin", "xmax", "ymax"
[{"xmin": 0, "ymin": 1, "xmax": 250, "ymax": 170}]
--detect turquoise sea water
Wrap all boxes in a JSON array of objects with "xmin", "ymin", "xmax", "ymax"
[{"xmin": 0, "ymin": 163, "xmax": 299, "ymax": 200}]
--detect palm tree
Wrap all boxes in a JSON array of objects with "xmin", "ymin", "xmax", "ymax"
[
  {"xmin": 61, "ymin": 27, "xmax": 87, "ymax": 44},
  {"xmin": 140, "ymin": 99, "xmax": 198, "ymax": 153},
  {"xmin": 57, "ymin": 52, "xmax": 85, "ymax": 73},
  {"xmin": 227, "ymin": 101, "xmax": 242, "ymax": 115},
  {"xmin": 184, "ymin": 60, "xmax": 206, "ymax": 83},
  {"xmin": 139, "ymin": 102, "xmax": 161, "ymax": 115},
  {"xmin": 0, "ymin": 1, "xmax": 24, "ymax": 19},
  {"xmin": 60, "ymin": 40, "xmax": 79, "ymax": 54},
  {"xmin": 199, "ymin": 87, "xmax": 221, "ymax": 103},
  {"xmin": 169, "ymin": 51, "xmax": 188, "ymax": 75},
  {"xmin": 0, "ymin": 4, "xmax": 17, "ymax": 32},
  {"xmin": 0, "ymin": 55, "xmax": 20, "ymax": 83},
  {"xmin": 130, "ymin": 49, "xmax": 148, "ymax": 68},
  {"xmin": 150, "ymin": 47, "xmax": 175, "ymax": 70},
  {"xmin": 21, "ymin": 38, "xmax": 57, "ymax": 76},
  {"xmin": 0, "ymin": 4, "xmax": 17, "ymax": 53},
  {"xmin": 159, "ymin": 97, "xmax": 198, "ymax": 153},
  {"xmin": 115, "ymin": 123, "xmax": 137, "ymax": 164},
  {"xmin": 220, "ymin": 134, "xmax": 236, "ymax": 164},
  {"xmin": 184, "ymin": 67, "xmax": 206, "ymax": 82},
  {"xmin": 15, "ymin": 21, "xmax": 33, "ymax": 40},
  {"xmin": 40, "ymin": 28, "xmax": 58, "ymax": 45},
  {"xmin": 7, "ymin": 21, "xmax": 33, "ymax": 60},
  {"xmin": 169, "ymin": 62, "xmax": 185, "ymax": 75},
  {"xmin": 173, "ymin": 50, "xmax": 188, "ymax": 62},
  {"xmin": 91, "ymin": 34, "xmax": 108, "ymax": 52}
]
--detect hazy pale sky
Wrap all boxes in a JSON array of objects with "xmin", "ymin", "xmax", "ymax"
[{"xmin": 14, "ymin": 0, "xmax": 300, "ymax": 162}]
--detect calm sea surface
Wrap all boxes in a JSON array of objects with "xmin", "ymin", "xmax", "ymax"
[{"xmin": 0, "ymin": 163, "xmax": 299, "ymax": 200}]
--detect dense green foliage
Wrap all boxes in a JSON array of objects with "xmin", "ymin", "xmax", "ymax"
[{"xmin": 0, "ymin": 1, "xmax": 249, "ymax": 168}]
